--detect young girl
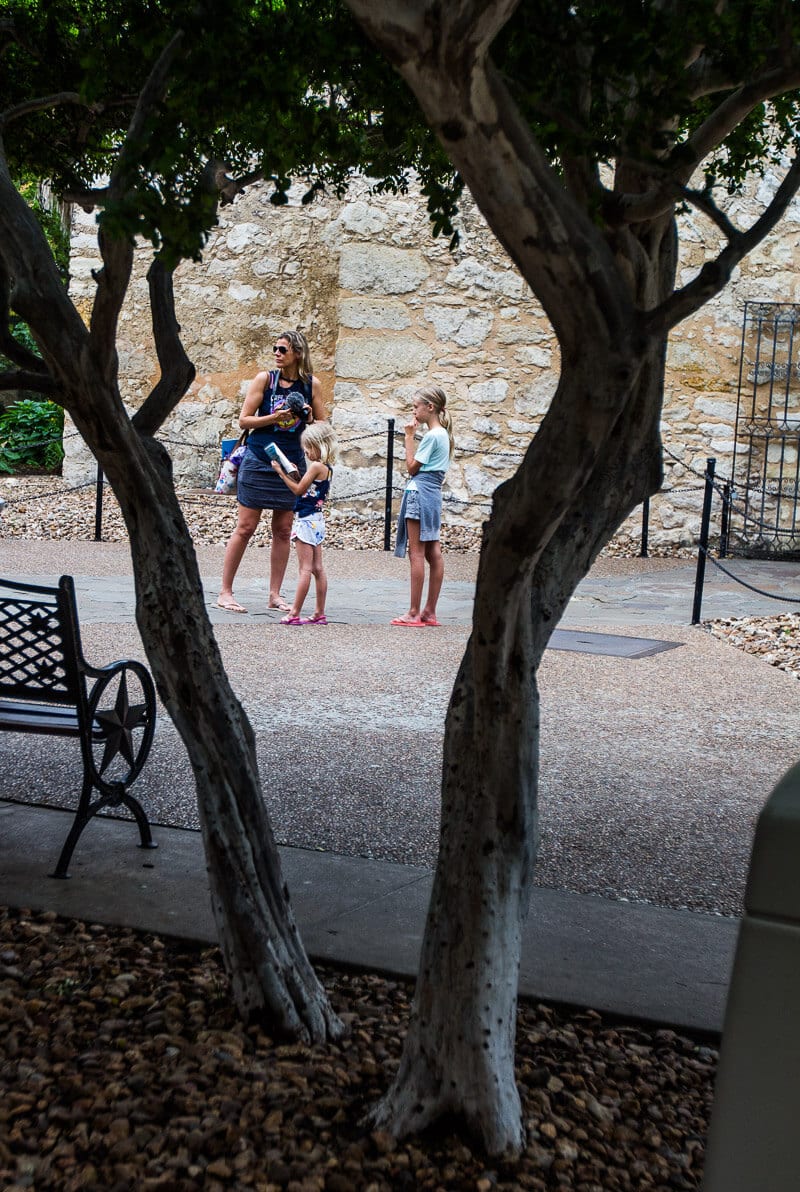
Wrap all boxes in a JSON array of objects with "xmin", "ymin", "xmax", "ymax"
[
  {"xmin": 392, "ymin": 385, "xmax": 454, "ymax": 627},
  {"xmin": 270, "ymin": 421, "xmax": 338, "ymax": 625}
]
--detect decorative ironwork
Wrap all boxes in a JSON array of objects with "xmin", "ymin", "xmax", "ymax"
[
  {"xmin": 731, "ymin": 301, "xmax": 800, "ymax": 559},
  {"xmin": 0, "ymin": 575, "xmax": 158, "ymax": 876}
]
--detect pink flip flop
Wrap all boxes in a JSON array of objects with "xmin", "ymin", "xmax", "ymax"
[
  {"xmin": 302, "ymin": 614, "xmax": 328, "ymax": 625},
  {"xmin": 281, "ymin": 615, "xmax": 304, "ymax": 625},
  {"xmin": 391, "ymin": 616, "xmax": 426, "ymax": 627},
  {"xmin": 421, "ymin": 617, "xmax": 441, "ymax": 627}
]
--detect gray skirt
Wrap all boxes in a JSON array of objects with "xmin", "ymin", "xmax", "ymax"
[{"xmin": 236, "ymin": 450, "xmax": 297, "ymax": 511}]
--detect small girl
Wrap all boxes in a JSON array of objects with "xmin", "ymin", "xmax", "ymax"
[
  {"xmin": 392, "ymin": 385, "xmax": 454, "ymax": 628},
  {"xmin": 270, "ymin": 422, "xmax": 338, "ymax": 625}
]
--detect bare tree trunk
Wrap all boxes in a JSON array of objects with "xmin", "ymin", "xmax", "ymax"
[
  {"xmin": 96, "ymin": 418, "xmax": 345, "ymax": 1040},
  {"xmin": 0, "ymin": 133, "xmax": 344, "ymax": 1041},
  {"xmin": 365, "ymin": 207, "xmax": 676, "ymax": 1152},
  {"xmin": 369, "ymin": 341, "xmax": 667, "ymax": 1151}
]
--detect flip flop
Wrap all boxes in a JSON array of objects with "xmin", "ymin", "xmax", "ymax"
[
  {"xmin": 216, "ymin": 597, "xmax": 248, "ymax": 614},
  {"xmin": 281, "ymin": 615, "xmax": 304, "ymax": 625},
  {"xmin": 268, "ymin": 598, "xmax": 292, "ymax": 612},
  {"xmin": 302, "ymin": 614, "xmax": 328, "ymax": 625},
  {"xmin": 391, "ymin": 616, "xmax": 426, "ymax": 627},
  {"xmin": 421, "ymin": 617, "xmax": 441, "ymax": 627}
]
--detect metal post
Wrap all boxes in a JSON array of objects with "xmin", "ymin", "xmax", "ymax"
[
  {"xmin": 383, "ymin": 418, "xmax": 395, "ymax": 551},
  {"xmin": 720, "ymin": 481, "xmax": 731, "ymax": 559},
  {"xmin": 639, "ymin": 498, "xmax": 650, "ymax": 558},
  {"xmin": 691, "ymin": 457, "xmax": 716, "ymax": 625},
  {"xmin": 94, "ymin": 463, "xmax": 104, "ymax": 542}
]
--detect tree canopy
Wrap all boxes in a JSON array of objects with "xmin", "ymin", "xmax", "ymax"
[{"xmin": 1, "ymin": 0, "xmax": 459, "ymax": 272}]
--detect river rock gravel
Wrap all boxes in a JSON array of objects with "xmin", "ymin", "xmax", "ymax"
[{"xmin": 0, "ymin": 905, "xmax": 715, "ymax": 1192}]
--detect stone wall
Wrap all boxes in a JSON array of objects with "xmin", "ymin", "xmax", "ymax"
[{"xmin": 65, "ymin": 170, "xmax": 800, "ymax": 549}]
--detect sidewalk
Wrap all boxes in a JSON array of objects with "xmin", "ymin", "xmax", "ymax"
[{"xmin": 2, "ymin": 542, "xmax": 799, "ymax": 1034}]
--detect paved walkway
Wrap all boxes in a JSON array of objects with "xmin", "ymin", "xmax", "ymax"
[{"xmin": 1, "ymin": 542, "xmax": 799, "ymax": 1034}]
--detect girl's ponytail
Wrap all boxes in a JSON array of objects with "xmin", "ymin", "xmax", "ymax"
[
  {"xmin": 417, "ymin": 384, "xmax": 454, "ymax": 458},
  {"xmin": 438, "ymin": 404, "xmax": 455, "ymax": 460}
]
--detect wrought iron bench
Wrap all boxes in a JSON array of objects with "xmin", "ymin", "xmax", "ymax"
[{"xmin": 0, "ymin": 575, "xmax": 157, "ymax": 877}]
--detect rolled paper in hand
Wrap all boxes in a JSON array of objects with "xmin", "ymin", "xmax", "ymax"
[{"xmin": 265, "ymin": 442, "xmax": 300, "ymax": 479}]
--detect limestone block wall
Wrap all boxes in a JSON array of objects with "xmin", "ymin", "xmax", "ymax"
[{"xmin": 64, "ymin": 170, "xmax": 800, "ymax": 548}]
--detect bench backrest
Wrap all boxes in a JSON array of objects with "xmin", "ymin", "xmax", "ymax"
[{"xmin": 0, "ymin": 576, "xmax": 85, "ymax": 706}]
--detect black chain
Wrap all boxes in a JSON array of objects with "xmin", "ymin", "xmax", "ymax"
[{"xmin": 699, "ymin": 548, "xmax": 800, "ymax": 605}]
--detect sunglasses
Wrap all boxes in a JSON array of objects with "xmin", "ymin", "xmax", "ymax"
[{"xmin": 273, "ymin": 345, "xmax": 290, "ymax": 355}]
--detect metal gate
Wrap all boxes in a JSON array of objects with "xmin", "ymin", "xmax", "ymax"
[{"xmin": 730, "ymin": 300, "xmax": 800, "ymax": 559}]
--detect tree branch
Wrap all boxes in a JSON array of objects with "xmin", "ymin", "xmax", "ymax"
[
  {"xmin": 0, "ymin": 92, "xmax": 86, "ymax": 131},
  {"xmin": 0, "ymin": 258, "xmax": 49, "ymax": 372},
  {"xmin": 448, "ymin": 0, "xmax": 522, "ymax": 58},
  {"xmin": 345, "ymin": 0, "xmax": 634, "ymax": 356},
  {"xmin": 677, "ymin": 47, "xmax": 800, "ymax": 188},
  {"xmin": 132, "ymin": 260, "xmax": 196, "ymax": 436},
  {"xmin": 61, "ymin": 187, "xmax": 109, "ymax": 210},
  {"xmin": 204, "ymin": 160, "xmax": 265, "ymax": 206},
  {"xmin": 0, "ymin": 367, "xmax": 58, "ymax": 394},
  {"xmin": 609, "ymin": 45, "xmax": 800, "ymax": 227},
  {"xmin": 674, "ymin": 184, "xmax": 740, "ymax": 239},
  {"xmin": 684, "ymin": 55, "xmax": 737, "ymax": 101},
  {"xmin": 647, "ymin": 141, "xmax": 800, "ymax": 333},
  {"xmin": 90, "ymin": 32, "xmax": 185, "ymax": 371},
  {"xmin": 609, "ymin": 161, "xmax": 742, "ymax": 235}
]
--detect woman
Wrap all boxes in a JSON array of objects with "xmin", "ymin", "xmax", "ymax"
[{"xmin": 217, "ymin": 330, "xmax": 326, "ymax": 613}]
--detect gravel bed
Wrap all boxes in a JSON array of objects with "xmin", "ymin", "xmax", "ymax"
[
  {"xmin": 0, "ymin": 905, "xmax": 715, "ymax": 1191},
  {"xmin": 0, "ymin": 476, "xmax": 484, "ymax": 555},
  {"xmin": 703, "ymin": 613, "xmax": 799, "ymax": 680}
]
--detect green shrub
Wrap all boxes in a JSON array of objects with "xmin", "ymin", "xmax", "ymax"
[{"xmin": 0, "ymin": 399, "xmax": 65, "ymax": 474}]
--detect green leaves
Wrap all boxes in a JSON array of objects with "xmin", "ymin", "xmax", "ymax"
[
  {"xmin": 0, "ymin": 399, "xmax": 64, "ymax": 475},
  {"xmin": 2, "ymin": 0, "xmax": 458, "ymax": 263}
]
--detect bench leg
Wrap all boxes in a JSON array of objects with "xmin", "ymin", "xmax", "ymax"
[
  {"xmin": 50, "ymin": 785, "xmax": 157, "ymax": 879},
  {"xmin": 123, "ymin": 793, "xmax": 158, "ymax": 852},
  {"xmin": 51, "ymin": 811, "xmax": 91, "ymax": 879}
]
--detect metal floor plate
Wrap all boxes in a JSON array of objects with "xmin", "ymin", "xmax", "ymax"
[{"xmin": 550, "ymin": 629, "xmax": 683, "ymax": 658}]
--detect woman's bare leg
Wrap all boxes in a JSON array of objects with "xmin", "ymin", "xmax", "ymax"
[
  {"xmin": 218, "ymin": 505, "xmax": 262, "ymax": 611},
  {"xmin": 269, "ymin": 508, "xmax": 295, "ymax": 610}
]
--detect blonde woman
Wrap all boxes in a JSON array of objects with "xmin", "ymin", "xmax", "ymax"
[
  {"xmin": 270, "ymin": 421, "xmax": 338, "ymax": 625},
  {"xmin": 392, "ymin": 385, "xmax": 454, "ymax": 627},
  {"xmin": 217, "ymin": 330, "xmax": 326, "ymax": 613}
]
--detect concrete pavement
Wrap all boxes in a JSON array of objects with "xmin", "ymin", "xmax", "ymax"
[{"xmin": 1, "ymin": 542, "xmax": 798, "ymax": 1034}]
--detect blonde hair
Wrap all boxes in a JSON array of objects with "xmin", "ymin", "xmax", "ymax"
[
  {"xmin": 416, "ymin": 384, "xmax": 454, "ymax": 459},
  {"xmin": 276, "ymin": 329, "xmax": 313, "ymax": 381},
  {"xmin": 302, "ymin": 420, "xmax": 338, "ymax": 466}
]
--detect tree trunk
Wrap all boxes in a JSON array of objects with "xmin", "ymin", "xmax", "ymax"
[
  {"xmin": 0, "ymin": 156, "xmax": 342, "ymax": 1043},
  {"xmin": 367, "ymin": 194, "xmax": 676, "ymax": 1149},
  {"xmin": 369, "ymin": 345, "xmax": 667, "ymax": 1150},
  {"xmin": 74, "ymin": 388, "xmax": 345, "ymax": 1043}
]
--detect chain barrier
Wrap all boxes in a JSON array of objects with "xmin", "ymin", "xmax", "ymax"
[
  {"xmin": 2, "ymin": 426, "xmax": 798, "ymax": 589},
  {"xmin": 662, "ymin": 442, "xmax": 732, "ymax": 485},
  {"xmin": 0, "ymin": 479, "xmax": 96, "ymax": 504},
  {"xmin": 699, "ymin": 547, "xmax": 800, "ymax": 605},
  {"xmin": 691, "ymin": 458, "xmax": 800, "ymax": 622},
  {"xmin": 662, "ymin": 444, "xmax": 797, "ymax": 541}
]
